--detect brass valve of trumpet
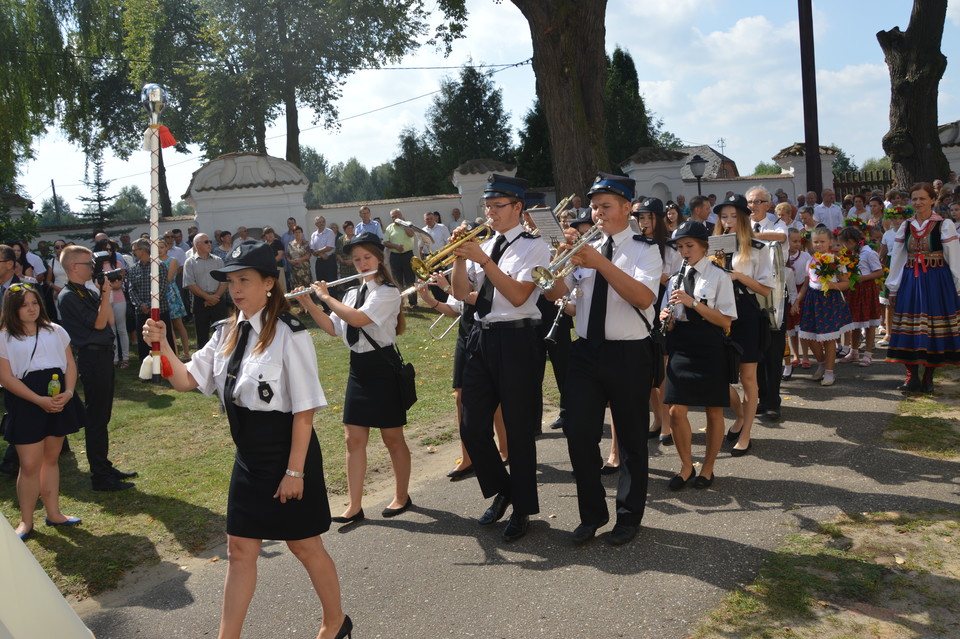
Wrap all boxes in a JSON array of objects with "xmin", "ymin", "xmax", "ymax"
[
  {"xmin": 410, "ymin": 222, "xmax": 493, "ymax": 281},
  {"xmin": 532, "ymin": 222, "xmax": 605, "ymax": 290}
]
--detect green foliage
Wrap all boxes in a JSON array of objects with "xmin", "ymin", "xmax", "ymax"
[
  {"xmin": 300, "ymin": 147, "xmax": 392, "ymax": 206},
  {"xmin": 862, "ymin": 156, "xmax": 893, "ymax": 172},
  {"xmin": 753, "ymin": 161, "xmax": 782, "ymax": 176},
  {"xmin": 386, "ymin": 128, "xmax": 451, "ymax": 198},
  {"xmin": 39, "ymin": 196, "xmax": 81, "ymax": 227},
  {"xmin": 77, "ymin": 156, "xmax": 118, "ymax": 231},
  {"xmin": 515, "ymin": 99, "xmax": 554, "ymax": 187},
  {"xmin": 604, "ymin": 47, "xmax": 653, "ymax": 171},
  {"xmin": 171, "ymin": 200, "xmax": 196, "ymax": 217},
  {"xmin": 107, "ymin": 185, "xmax": 149, "ymax": 221},
  {"xmin": 832, "ymin": 145, "xmax": 860, "ymax": 176},
  {"xmin": 0, "ymin": 204, "xmax": 41, "ymax": 246}
]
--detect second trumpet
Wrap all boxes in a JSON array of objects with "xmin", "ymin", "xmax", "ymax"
[
  {"xmin": 410, "ymin": 222, "xmax": 493, "ymax": 281},
  {"xmin": 532, "ymin": 222, "xmax": 604, "ymax": 290}
]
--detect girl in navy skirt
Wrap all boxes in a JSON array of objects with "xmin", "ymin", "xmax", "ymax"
[
  {"xmin": 793, "ymin": 227, "xmax": 853, "ymax": 386},
  {"xmin": 301, "ymin": 232, "xmax": 413, "ymax": 523},
  {"xmin": 0, "ymin": 284, "xmax": 84, "ymax": 540},
  {"xmin": 886, "ymin": 183, "xmax": 960, "ymax": 392},
  {"xmin": 837, "ymin": 227, "xmax": 883, "ymax": 367}
]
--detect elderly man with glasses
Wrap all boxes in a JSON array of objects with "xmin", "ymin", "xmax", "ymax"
[{"xmin": 183, "ymin": 233, "xmax": 227, "ymax": 348}]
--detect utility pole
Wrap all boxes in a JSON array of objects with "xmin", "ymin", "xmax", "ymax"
[
  {"xmin": 50, "ymin": 179, "xmax": 62, "ymax": 225},
  {"xmin": 798, "ymin": 0, "xmax": 823, "ymax": 195}
]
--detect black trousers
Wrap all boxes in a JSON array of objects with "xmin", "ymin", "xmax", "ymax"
[
  {"xmin": 192, "ymin": 297, "xmax": 228, "ymax": 349},
  {"xmin": 77, "ymin": 348, "xmax": 116, "ymax": 479},
  {"xmin": 758, "ymin": 304, "xmax": 787, "ymax": 412},
  {"xmin": 536, "ymin": 296, "xmax": 571, "ymax": 426},
  {"xmin": 460, "ymin": 323, "xmax": 542, "ymax": 516},
  {"xmin": 134, "ymin": 310, "xmax": 173, "ymax": 361},
  {"xmin": 315, "ymin": 255, "xmax": 338, "ymax": 283},
  {"xmin": 389, "ymin": 251, "xmax": 416, "ymax": 305},
  {"xmin": 563, "ymin": 338, "xmax": 652, "ymax": 527}
]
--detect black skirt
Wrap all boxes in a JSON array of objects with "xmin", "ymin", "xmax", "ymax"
[
  {"xmin": 730, "ymin": 293, "xmax": 763, "ymax": 364},
  {"xmin": 226, "ymin": 406, "xmax": 330, "ymax": 540},
  {"xmin": 664, "ymin": 322, "xmax": 730, "ymax": 407},
  {"xmin": 343, "ymin": 349, "xmax": 406, "ymax": 428},
  {"xmin": 3, "ymin": 368, "xmax": 84, "ymax": 445}
]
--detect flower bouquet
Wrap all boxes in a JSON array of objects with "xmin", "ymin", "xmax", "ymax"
[
  {"xmin": 811, "ymin": 251, "xmax": 845, "ymax": 295},
  {"xmin": 838, "ymin": 247, "xmax": 860, "ymax": 290}
]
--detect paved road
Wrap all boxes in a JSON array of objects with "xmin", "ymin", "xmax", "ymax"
[{"xmin": 76, "ymin": 358, "xmax": 960, "ymax": 638}]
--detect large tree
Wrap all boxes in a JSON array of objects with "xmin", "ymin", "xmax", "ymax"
[
  {"xmin": 604, "ymin": 46, "xmax": 652, "ymax": 173},
  {"xmin": 877, "ymin": 0, "xmax": 950, "ymax": 185},
  {"xmin": 515, "ymin": 99, "xmax": 554, "ymax": 188},
  {"xmin": 510, "ymin": 0, "xmax": 609, "ymax": 199}
]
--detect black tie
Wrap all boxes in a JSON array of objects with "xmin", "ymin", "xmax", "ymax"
[
  {"xmin": 753, "ymin": 222, "xmax": 761, "ymax": 233},
  {"xmin": 346, "ymin": 285, "xmax": 368, "ymax": 346},
  {"xmin": 683, "ymin": 266, "xmax": 697, "ymax": 320},
  {"xmin": 223, "ymin": 321, "xmax": 252, "ymax": 430},
  {"xmin": 474, "ymin": 235, "xmax": 507, "ymax": 320},
  {"xmin": 587, "ymin": 237, "xmax": 614, "ymax": 342}
]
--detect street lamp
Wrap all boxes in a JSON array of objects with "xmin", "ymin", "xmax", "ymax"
[{"xmin": 687, "ymin": 154, "xmax": 708, "ymax": 196}]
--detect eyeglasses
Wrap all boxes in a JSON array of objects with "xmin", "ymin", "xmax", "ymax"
[
  {"xmin": 53, "ymin": 244, "xmax": 65, "ymax": 249},
  {"xmin": 484, "ymin": 202, "xmax": 517, "ymax": 211},
  {"xmin": 77, "ymin": 261, "xmax": 96, "ymax": 269},
  {"xmin": 7, "ymin": 283, "xmax": 34, "ymax": 293},
  {"xmin": 747, "ymin": 199, "xmax": 770, "ymax": 205},
  {"xmin": 198, "ymin": 240, "xmax": 212, "ymax": 244}
]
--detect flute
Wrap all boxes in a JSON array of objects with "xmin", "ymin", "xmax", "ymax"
[
  {"xmin": 661, "ymin": 258, "xmax": 689, "ymax": 335},
  {"xmin": 284, "ymin": 271, "xmax": 372, "ymax": 299}
]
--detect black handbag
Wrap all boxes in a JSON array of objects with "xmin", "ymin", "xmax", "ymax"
[
  {"xmin": 715, "ymin": 326, "xmax": 744, "ymax": 384},
  {"xmin": 633, "ymin": 308, "xmax": 665, "ymax": 389},
  {"xmin": 359, "ymin": 327, "xmax": 418, "ymax": 411}
]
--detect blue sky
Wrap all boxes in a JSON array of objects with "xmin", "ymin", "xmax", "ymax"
[{"xmin": 19, "ymin": 0, "xmax": 960, "ymax": 211}]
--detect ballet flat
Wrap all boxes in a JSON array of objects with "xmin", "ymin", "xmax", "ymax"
[
  {"xmin": 331, "ymin": 509, "xmax": 365, "ymax": 525},
  {"xmin": 45, "ymin": 516, "xmax": 82, "ymax": 527},
  {"xmin": 381, "ymin": 497, "xmax": 413, "ymax": 518}
]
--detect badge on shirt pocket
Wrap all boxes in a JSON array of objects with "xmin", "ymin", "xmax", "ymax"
[{"xmin": 258, "ymin": 380, "xmax": 274, "ymax": 403}]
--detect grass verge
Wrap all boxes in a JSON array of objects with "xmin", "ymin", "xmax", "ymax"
[
  {"xmin": 0, "ymin": 308, "xmax": 562, "ymax": 598},
  {"xmin": 884, "ymin": 367, "xmax": 960, "ymax": 460},
  {"xmin": 694, "ymin": 511, "xmax": 960, "ymax": 639}
]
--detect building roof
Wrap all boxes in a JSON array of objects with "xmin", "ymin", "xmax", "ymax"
[
  {"xmin": 183, "ymin": 152, "xmax": 308, "ymax": 199},
  {"xmin": 772, "ymin": 143, "xmax": 841, "ymax": 160},
  {"xmin": 619, "ymin": 145, "xmax": 739, "ymax": 179},
  {"xmin": 939, "ymin": 120, "xmax": 960, "ymax": 147},
  {"xmin": 0, "ymin": 192, "xmax": 34, "ymax": 210},
  {"xmin": 620, "ymin": 147, "xmax": 687, "ymax": 165},
  {"xmin": 454, "ymin": 159, "xmax": 517, "ymax": 175}
]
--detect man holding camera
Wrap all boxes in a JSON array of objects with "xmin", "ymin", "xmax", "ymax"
[{"xmin": 58, "ymin": 246, "xmax": 138, "ymax": 491}]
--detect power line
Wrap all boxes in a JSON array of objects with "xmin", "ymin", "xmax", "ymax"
[{"xmin": 0, "ymin": 47, "xmax": 528, "ymax": 73}]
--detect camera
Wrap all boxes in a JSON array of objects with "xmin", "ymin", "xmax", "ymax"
[{"xmin": 92, "ymin": 250, "xmax": 124, "ymax": 287}]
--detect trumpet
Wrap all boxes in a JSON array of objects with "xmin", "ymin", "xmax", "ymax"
[
  {"xmin": 410, "ymin": 222, "xmax": 493, "ymax": 280},
  {"xmin": 284, "ymin": 271, "xmax": 370, "ymax": 299},
  {"xmin": 532, "ymin": 222, "xmax": 605, "ymax": 290},
  {"xmin": 661, "ymin": 258, "xmax": 689, "ymax": 335}
]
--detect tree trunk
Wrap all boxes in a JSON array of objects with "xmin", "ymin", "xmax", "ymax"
[
  {"xmin": 276, "ymin": 3, "xmax": 301, "ymax": 167},
  {"xmin": 511, "ymin": 0, "xmax": 608, "ymax": 199},
  {"xmin": 877, "ymin": 0, "xmax": 949, "ymax": 187}
]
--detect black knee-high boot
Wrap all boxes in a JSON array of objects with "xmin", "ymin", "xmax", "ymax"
[
  {"xmin": 898, "ymin": 364, "xmax": 920, "ymax": 391},
  {"xmin": 921, "ymin": 366, "xmax": 935, "ymax": 393}
]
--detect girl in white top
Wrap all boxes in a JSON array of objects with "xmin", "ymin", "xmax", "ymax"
[
  {"xmin": 299, "ymin": 232, "xmax": 413, "ymax": 525},
  {"xmin": 838, "ymin": 227, "xmax": 884, "ymax": 366},
  {"xmin": 784, "ymin": 228, "xmax": 813, "ymax": 376},
  {"xmin": 0, "ymin": 284, "xmax": 82, "ymax": 541},
  {"xmin": 713, "ymin": 194, "xmax": 774, "ymax": 456}
]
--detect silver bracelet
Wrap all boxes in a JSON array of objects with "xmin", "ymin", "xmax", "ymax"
[{"xmin": 285, "ymin": 469, "xmax": 305, "ymax": 479}]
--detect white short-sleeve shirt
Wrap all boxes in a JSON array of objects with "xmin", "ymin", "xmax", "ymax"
[
  {"xmin": 331, "ymin": 279, "xmax": 401, "ymax": 352},
  {"xmin": 186, "ymin": 309, "xmax": 326, "ymax": 415},
  {"xmin": 662, "ymin": 256, "xmax": 738, "ymax": 323},
  {"xmin": 0, "ymin": 324, "xmax": 71, "ymax": 378},
  {"xmin": 466, "ymin": 225, "xmax": 551, "ymax": 322}
]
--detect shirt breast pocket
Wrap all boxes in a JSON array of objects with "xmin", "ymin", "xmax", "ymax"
[
  {"xmin": 238, "ymin": 361, "xmax": 282, "ymax": 410},
  {"xmin": 694, "ymin": 278, "xmax": 718, "ymax": 304},
  {"xmin": 498, "ymin": 254, "xmax": 522, "ymax": 278}
]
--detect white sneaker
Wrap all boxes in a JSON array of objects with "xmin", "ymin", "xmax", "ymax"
[
  {"xmin": 821, "ymin": 371, "xmax": 835, "ymax": 386},
  {"xmin": 858, "ymin": 352, "xmax": 873, "ymax": 367},
  {"xmin": 839, "ymin": 349, "xmax": 859, "ymax": 363}
]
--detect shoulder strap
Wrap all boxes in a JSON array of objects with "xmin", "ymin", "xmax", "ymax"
[
  {"xmin": 633, "ymin": 235, "xmax": 657, "ymax": 245},
  {"xmin": 358, "ymin": 326, "xmax": 407, "ymax": 368},
  {"xmin": 277, "ymin": 311, "xmax": 306, "ymax": 333}
]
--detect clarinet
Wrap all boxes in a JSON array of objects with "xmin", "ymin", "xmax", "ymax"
[
  {"xmin": 544, "ymin": 297, "xmax": 570, "ymax": 344},
  {"xmin": 661, "ymin": 258, "xmax": 689, "ymax": 336}
]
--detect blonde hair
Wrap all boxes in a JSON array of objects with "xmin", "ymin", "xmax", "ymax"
[
  {"xmin": 712, "ymin": 205, "xmax": 754, "ymax": 269},
  {"xmin": 774, "ymin": 202, "xmax": 793, "ymax": 218}
]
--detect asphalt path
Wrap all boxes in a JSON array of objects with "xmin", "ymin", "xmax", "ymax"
[{"xmin": 75, "ymin": 356, "xmax": 960, "ymax": 638}]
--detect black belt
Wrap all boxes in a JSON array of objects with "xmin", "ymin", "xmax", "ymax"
[
  {"xmin": 79, "ymin": 343, "xmax": 113, "ymax": 352},
  {"xmin": 478, "ymin": 318, "xmax": 541, "ymax": 330}
]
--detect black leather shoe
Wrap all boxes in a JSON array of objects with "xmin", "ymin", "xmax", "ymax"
[
  {"xmin": 599, "ymin": 464, "xmax": 620, "ymax": 475},
  {"xmin": 659, "ymin": 434, "xmax": 674, "ymax": 446},
  {"xmin": 730, "ymin": 441, "xmax": 753, "ymax": 457},
  {"xmin": 446, "ymin": 465, "xmax": 475, "ymax": 480},
  {"xmin": 647, "ymin": 426, "xmax": 662, "ymax": 439},
  {"xmin": 0, "ymin": 461, "xmax": 18, "ymax": 477},
  {"xmin": 693, "ymin": 473, "xmax": 714, "ymax": 489},
  {"xmin": 608, "ymin": 523, "xmax": 639, "ymax": 546},
  {"xmin": 548, "ymin": 417, "xmax": 565, "ymax": 430},
  {"xmin": 334, "ymin": 614, "xmax": 353, "ymax": 639},
  {"xmin": 668, "ymin": 469, "xmax": 695, "ymax": 491},
  {"xmin": 501, "ymin": 513, "xmax": 529, "ymax": 542},
  {"xmin": 110, "ymin": 468, "xmax": 139, "ymax": 480},
  {"xmin": 762, "ymin": 409, "xmax": 781, "ymax": 422},
  {"xmin": 331, "ymin": 509, "xmax": 365, "ymax": 524},
  {"xmin": 725, "ymin": 427, "xmax": 742, "ymax": 442},
  {"xmin": 478, "ymin": 493, "xmax": 510, "ymax": 526},
  {"xmin": 571, "ymin": 522, "xmax": 605, "ymax": 546},
  {"xmin": 898, "ymin": 377, "xmax": 921, "ymax": 392},
  {"xmin": 91, "ymin": 478, "xmax": 136, "ymax": 492},
  {"xmin": 921, "ymin": 379, "xmax": 935, "ymax": 393},
  {"xmin": 381, "ymin": 497, "xmax": 412, "ymax": 518}
]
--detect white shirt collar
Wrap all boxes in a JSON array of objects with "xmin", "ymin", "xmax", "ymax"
[
  {"xmin": 237, "ymin": 307, "xmax": 266, "ymax": 335},
  {"xmin": 497, "ymin": 224, "xmax": 523, "ymax": 243}
]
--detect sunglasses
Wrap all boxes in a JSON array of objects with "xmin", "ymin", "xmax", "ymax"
[{"xmin": 7, "ymin": 283, "xmax": 35, "ymax": 293}]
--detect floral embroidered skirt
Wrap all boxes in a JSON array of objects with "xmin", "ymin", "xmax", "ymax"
[{"xmin": 798, "ymin": 288, "xmax": 852, "ymax": 341}]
